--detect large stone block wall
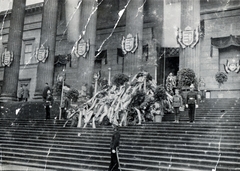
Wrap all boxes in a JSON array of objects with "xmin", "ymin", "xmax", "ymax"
[{"xmin": 200, "ymin": 7, "xmax": 240, "ymax": 98}]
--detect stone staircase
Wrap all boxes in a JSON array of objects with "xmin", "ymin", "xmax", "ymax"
[{"xmin": 0, "ymin": 98, "xmax": 240, "ymax": 171}]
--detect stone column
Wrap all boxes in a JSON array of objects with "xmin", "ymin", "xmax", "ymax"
[
  {"xmin": 123, "ymin": 0, "xmax": 144, "ymax": 78},
  {"xmin": 34, "ymin": 0, "xmax": 59, "ymax": 99},
  {"xmin": 0, "ymin": 0, "xmax": 26, "ymax": 101},
  {"xmin": 179, "ymin": 0, "xmax": 200, "ymax": 76},
  {"xmin": 77, "ymin": 0, "xmax": 98, "ymax": 88},
  {"xmin": 65, "ymin": 0, "xmax": 81, "ymax": 42}
]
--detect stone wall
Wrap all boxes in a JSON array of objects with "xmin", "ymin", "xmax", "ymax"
[{"xmin": 200, "ymin": 4, "xmax": 240, "ymax": 98}]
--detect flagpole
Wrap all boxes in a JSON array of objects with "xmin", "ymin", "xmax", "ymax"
[{"xmin": 58, "ymin": 68, "xmax": 66, "ymax": 120}]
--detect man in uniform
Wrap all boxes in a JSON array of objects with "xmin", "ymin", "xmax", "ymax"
[
  {"xmin": 186, "ymin": 84, "xmax": 198, "ymax": 123},
  {"xmin": 108, "ymin": 124, "xmax": 120, "ymax": 171}
]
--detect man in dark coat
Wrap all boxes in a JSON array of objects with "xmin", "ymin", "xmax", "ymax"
[
  {"xmin": 42, "ymin": 83, "xmax": 51, "ymax": 101},
  {"xmin": 45, "ymin": 90, "xmax": 54, "ymax": 120},
  {"xmin": 186, "ymin": 84, "xmax": 198, "ymax": 123},
  {"xmin": 108, "ymin": 124, "xmax": 120, "ymax": 171}
]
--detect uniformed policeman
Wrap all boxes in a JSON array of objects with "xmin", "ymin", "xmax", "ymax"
[
  {"xmin": 186, "ymin": 84, "xmax": 198, "ymax": 123},
  {"xmin": 108, "ymin": 124, "xmax": 120, "ymax": 171}
]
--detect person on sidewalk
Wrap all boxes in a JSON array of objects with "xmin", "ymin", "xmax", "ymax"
[
  {"xmin": 108, "ymin": 124, "xmax": 120, "ymax": 171},
  {"xmin": 186, "ymin": 84, "xmax": 198, "ymax": 123},
  {"xmin": 45, "ymin": 90, "xmax": 54, "ymax": 120},
  {"xmin": 172, "ymin": 88, "xmax": 183, "ymax": 123}
]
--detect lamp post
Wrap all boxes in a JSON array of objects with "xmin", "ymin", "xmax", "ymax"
[
  {"xmin": 93, "ymin": 72, "xmax": 100, "ymax": 95},
  {"xmin": 154, "ymin": 60, "xmax": 158, "ymax": 83},
  {"xmin": 57, "ymin": 69, "xmax": 66, "ymax": 120},
  {"xmin": 108, "ymin": 67, "xmax": 111, "ymax": 86}
]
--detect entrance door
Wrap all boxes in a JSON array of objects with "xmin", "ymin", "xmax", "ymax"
[{"xmin": 157, "ymin": 48, "xmax": 179, "ymax": 85}]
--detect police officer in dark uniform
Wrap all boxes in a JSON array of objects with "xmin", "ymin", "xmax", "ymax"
[
  {"xmin": 108, "ymin": 124, "xmax": 120, "ymax": 171},
  {"xmin": 186, "ymin": 84, "xmax": 198, "ymax": 123},
  {"xmin": 45, "ymin": 90, "xmax": 54, "ymax": 120}
]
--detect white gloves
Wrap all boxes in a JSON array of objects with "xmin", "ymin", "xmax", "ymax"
[{"xmin": 112, "ymin": 149, "xmax": 116, "ymax": 153}]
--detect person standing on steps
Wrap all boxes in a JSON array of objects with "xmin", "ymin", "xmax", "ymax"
[
  {"xmin": 45, "ymin": 90, "xmax": 54, "ymax": 120},
  {"xmin": 61, "ymin": 96, "xmax": 70, "ymax": 119},
  {"xmin": 186, "ymin": 84, "xmax": 198, "ymax": 123},
  {"xmin": 42, "ymin": 83, "xmax": 51, "ymax": 101},
  {"xmin": 172, "ymin": 88, "xmax": 183, "ymax": 123},
  {"xmin": 22, "ymin": 84, "xmax": 30, "ymax": 102},
  {"xmin": 17, "ymin": 85, "xmax": 24, "ymax": 101},
  {"xmin": 108, "ymin": 124, "xmax": 121, "ymax": 171}
]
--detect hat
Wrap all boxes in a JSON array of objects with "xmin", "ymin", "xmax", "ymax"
[{"xmin": 190, "ymin": 84, "xmax": 194, "ymax": 88}]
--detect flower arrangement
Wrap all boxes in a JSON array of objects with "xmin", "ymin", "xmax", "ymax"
[
  {"xmin": 154, "ymin": 85, "xmax": 167, "ymax": 102},
  {"xmin": 215, "ymin": 71, "xmax": 228, "ymax": 86},
  {"xmin": 112, "ymin": 73, "xmax": 129, "ymax": 87},
  {"xmin": 64, "ymin": 71, "xmax": 172, "ymax": 128},
  {"xmin": 65, "ymin": 88, "xmax": 79, "ymax": 102},
  {"xmin": 53, "ymin": 81, "xmax": 70, "ymax": 96}
]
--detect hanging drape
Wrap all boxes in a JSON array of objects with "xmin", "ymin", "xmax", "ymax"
[
  {"xmin": 210, "ymin": 35, "xmax": 240, "ymax": 57},
  {"xmin": 54, "ymin": 54, "xmax": 71, "ymax": 66}
]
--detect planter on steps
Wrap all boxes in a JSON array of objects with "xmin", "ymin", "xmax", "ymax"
[{"xmin": 154, "ymin": 115, "xmax": 162, "ymax": 122}]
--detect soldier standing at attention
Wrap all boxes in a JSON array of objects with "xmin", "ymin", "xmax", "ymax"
[
  {"xmin": 108, "ymin": 124, "xmax": 120, "ymax": 171},
  {"xmin": 186, "ymin": 84, "xmax": 198, "ymax": 123},
  {"xmin": 172, "ymin": 88, "xmax": 183, "ymax": 123}
]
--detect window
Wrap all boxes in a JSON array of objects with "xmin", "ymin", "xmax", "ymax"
[
  {"xmin": 22, "ymin": 39, "xmax": 35, "ymax": 64},
  {"xmin": 24, "ymin": 43, "xmax": 33, "ymax": 64}
]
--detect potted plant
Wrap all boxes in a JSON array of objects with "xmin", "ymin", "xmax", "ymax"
[
  {"xmin": 176, "ymin": 68, "xmax": 197, "ymax": 102},
  {"xmin": 215, "ymin": 71, "xmax": 228, "ymax": 88},
  {"xmin": 65, "ymin": 88, "xmax": 80, "ymax": 103},
  {"xmin": 215, "ymin": 71, "xmax": 228, "ymax": 98}
]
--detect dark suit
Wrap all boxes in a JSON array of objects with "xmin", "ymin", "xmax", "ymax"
[
  {"xmin": 108, "ymin": 128, "xmax": 120, "ymax": 171},
  {"xmin": 45, "ymin": 94, "xmax": 53, "ymax": 119},
  {"xmin": 186, "ymin": 91, "xmax": 198, "ymax": 122}
]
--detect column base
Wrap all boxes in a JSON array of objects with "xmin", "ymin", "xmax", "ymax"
[
  {"xmin": 0, "ymin": 93, "xmax": 18, "ymax": 102},
  {"xmin": 32, "ymin": 92, "xmax": 43, "ymax": 101}
]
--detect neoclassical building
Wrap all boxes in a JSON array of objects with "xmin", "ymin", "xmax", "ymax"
[{"xmin": 0, "ymin": 0, "xmax": 239, "ymax": 101}]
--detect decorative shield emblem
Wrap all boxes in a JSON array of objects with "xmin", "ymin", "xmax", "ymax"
[
  {"xmin": 2, "ymin": 50, "xmax": 13, "ymax": 67},
  {"xmin": 121, "ymin": 33, "xmax": 138, "ymax": 55},
  {"xmin": 125, "ymin": 34, "xmax": 135, "ymax": 52},
  {"xmin": 177, "ymin": 26, "xmax": 199, "ymax": 49},
  {"xmin": 182, "ymin": 27, "xmax": 194, "ymax": 46},
  {"xmin": 35, "ymin": 45, "xmax": 49, "ymax": 63},
  {"xmin": 74, "ymin": 39, "xmax": 89, "ymax": 58},
  {"xmin": 224, "ymin": 59, "xmax": 240, "ymax": 73}
]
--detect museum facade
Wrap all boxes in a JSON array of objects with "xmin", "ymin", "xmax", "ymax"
[{"xmin": 0, "ymin": 0, "xmax": 239, "ymax": 101}]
